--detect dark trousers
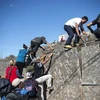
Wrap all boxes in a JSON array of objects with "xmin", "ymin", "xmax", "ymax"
[
  {"xmin": 30, "ymin": 41, "xmax": 40, "ymax": 57},
  {"xmin": 94, "ymin": 29, "xmax": 100, "ymax": 39},
  {"xmin": 16, "ymin": 62, "xmax": 25, "ymax": 75},
  {"xmin": 64, "ymin": 25, "xmax": 80, "ymax": 45}
]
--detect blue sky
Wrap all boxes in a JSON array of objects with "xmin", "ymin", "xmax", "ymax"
[{"xmin": 0, "ymin": 0, "xmax": 100, "ymax": 58}]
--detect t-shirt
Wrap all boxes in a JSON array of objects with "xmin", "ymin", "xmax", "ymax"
[
  {"xmin": 34, "ymin": 62, "xmax": 44, "ymax": 79},
  {"xmin": 65, "ymin": 18, "xmax": 83, "ymax": 29},
  {"xmin": 32, "ymin": 37, "xmax": 47, "ymax": 45},
  {"xmin": 92, "ymin": 19, "xmax": 100, "ymax": 28}
]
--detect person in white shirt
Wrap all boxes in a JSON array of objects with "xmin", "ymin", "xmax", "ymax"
[{"xmin": 64, "ymin": 16, "xmax": 89, "ymax": 49}]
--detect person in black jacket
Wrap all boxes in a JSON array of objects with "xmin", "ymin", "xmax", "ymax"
[
  {"xmin": 87, "ymin": 14, "xmax": 100, "ymax": 40},
  {"xmin": 30, "ymin": 36, "xmax": 53, "ymax": 57}
]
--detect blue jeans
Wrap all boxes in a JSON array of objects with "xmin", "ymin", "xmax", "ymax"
[{"xmin": 64, "ymin": 25, "xmax": 79, "ymax": 45}]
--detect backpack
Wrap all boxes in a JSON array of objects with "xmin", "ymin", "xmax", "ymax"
[
  {"xmin": 6, "ymin": 90, "xmax": 29, "ymax": 100},
  {"xmin": 24, "ymin": 79, "xmax": 38, "ymax": 98},
  {"xmin": 0, "ymin": 78, "xmax": 12, "ymax": 96}
]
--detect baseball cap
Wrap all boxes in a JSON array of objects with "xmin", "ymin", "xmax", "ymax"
[{"xmin": 12, "ymin": 78, "xmax": 24, "ymax": 87}]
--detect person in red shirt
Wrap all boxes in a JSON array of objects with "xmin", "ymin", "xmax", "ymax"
[
  {"xmin": 5, "ymin": 60, "xmax": 23, "ymax": 83},
  {"xmin": 60, "ymin": 36, "xmax": 64, "ymax": 42}
]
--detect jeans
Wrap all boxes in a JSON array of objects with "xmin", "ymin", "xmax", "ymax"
[{"xmin": 64, "ymin": 25, "xmax": 80, "ymax": 45}]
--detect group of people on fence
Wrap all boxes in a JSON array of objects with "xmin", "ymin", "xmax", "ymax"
[
  {"xmin": 0, "ymin": 36, "xmax": 54, "ymax": 100},
  {"xmin": 0, "ymin": 14, "xmax": 100, "ymax": 100}
]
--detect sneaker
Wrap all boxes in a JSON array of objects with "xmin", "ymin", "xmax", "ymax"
[
  {"xmin": 64, "ymin": 45, "xmax": 72, "ymax": 49},
  {"xmin": 76, "ymin": 43, "xmax": 79, "ymax": 46},
  {"xmin": 47, "ymin": 86, "xmax": 54, "ymax": 94}
]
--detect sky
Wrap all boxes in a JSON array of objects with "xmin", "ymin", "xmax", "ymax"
[{"xmin": 0, "ymin": 0, "xmax": 100, "ymax": 58}]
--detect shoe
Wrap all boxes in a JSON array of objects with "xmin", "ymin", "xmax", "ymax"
[
  {"xmin": 64, "ymin": 45, "xmax": 72, "ymax": 49},
  {"xmin": 47, "ymin": 86, "xmax": 54, "ymax": 94},
  {"xmin": 76, "ymin": 43, "xmax": 79, "ymax": 46},
  {"xmin": 73, "ymin": 43, "xmax": 79, "ymax": 47}
]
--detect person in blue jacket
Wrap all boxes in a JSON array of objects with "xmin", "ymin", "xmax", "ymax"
[{"xmin": 16, "ymin": 44, "xmax": 28, "ymax": 75}]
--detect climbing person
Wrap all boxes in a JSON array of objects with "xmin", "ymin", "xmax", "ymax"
[
  {"xmin": 25, "ymin": 49, "xmax": 36, "ymax": 68},
  {"xmin": 26, "ymin": 53, "xmax": 53, "ymax": 79},
  {"xmin": 24, "ymin": 72, "xmax": 53, "ymax": 99},
  {"xmin": 64, "ymin": 16, "xmax": 89, "ymax": 49},
  {"xmin": 25, "ymin": 49, "xmax": 37, "ymax": 77},
  {"xmin": 5, "ymin": 60, "xmax": 24, "ymax": 83},
  {"xmin": 34, "ymin": 53, "xmax": 53, "ymax": 79},
  {"xmin": 87, "ymin": 14, "xmax": 100, "ymax": 40},
  {"xmin": 16, "ymin": 44, "xmax": 28, "ymax": 75},
  {"xmin": 30, "ymin": 36, "xmax": 54, "ymax": 57}
]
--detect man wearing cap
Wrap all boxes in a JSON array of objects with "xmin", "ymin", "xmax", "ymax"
[
  {"xmin": 30, "ymin": 36, "xmax": 53, "ymax": 57},
  {"xmin": 16, "ymin": 44, "xmax": 28, "ymax": 75}
]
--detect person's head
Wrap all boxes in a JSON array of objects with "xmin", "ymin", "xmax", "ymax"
[
  {"xmin": 13, "ymin": 60, "xmax": 16, "ymax": 66},
  {"xmin": 12, "ymin": 78, "xmax": 24, "ymax": 88},
  {"xmin": 9, "ymin": 60, "xmax": 14, "ymax": 66},
  {"xmin": 41, "ymin": 36, "xmax": 45, "ymax": 40},
  {"xmin": 23, "ymin": 44, "xmax": 28, "ymax": 50},
  {"xmin": 26, "ymin": 72, "xmax": 32, "ymax": 79},
  {"xmin": 81, "ymin": 16, "xmax": 88, "ymax": 24}
]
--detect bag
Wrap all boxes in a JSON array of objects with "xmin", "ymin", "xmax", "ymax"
[
  {"xmin": 0, "ymin": 78, "xmax": 12, "ymax": 96},
  {"xmin": 24, "ymin": 79, "xmax": 38, "ymax": 97},
  {"xmin": 6, "ymin": 91, "xmax": 29, "ymax": 100}
]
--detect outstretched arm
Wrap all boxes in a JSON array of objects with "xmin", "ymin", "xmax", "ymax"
[
  {"xmin": 40, "ymin": 46, "xmax": 45, "ymax": 51},
  {"xmin": 42, "ymin": 53, "xmax": 53, "ymax": 65},
  {"xmin": 87, "ymin": 22, "xmax": 94, "ymax": 33},
  {"xmin": 46, "ymin": 42, "xmax": 54, "ymax": 50}
]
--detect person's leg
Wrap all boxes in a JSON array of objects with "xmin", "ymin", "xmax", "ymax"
[
  {"xmin": 16, "ymin": 62, "xmax": 24, "ymax": 75},
  {"xmin": 74, "ymin": 33, "xmax": 80, "ymax": 44},
  {"xmin": 35, "ymin": 74, "xmax": 52, "ymax": 88},
  {"xmin": 38, "ymin": 84, "xmax": 44, "ymax": 100},
  {"xmin": 64, "ymin": 25, "xmax": 74, "ymax": 46},
  {"xmin": 30, "ymin": 41, "xmax": 40, "ymax": 57},
  {"xmin": 94, "ymin": 29, "xmax": 100, "ymax": 40}
]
